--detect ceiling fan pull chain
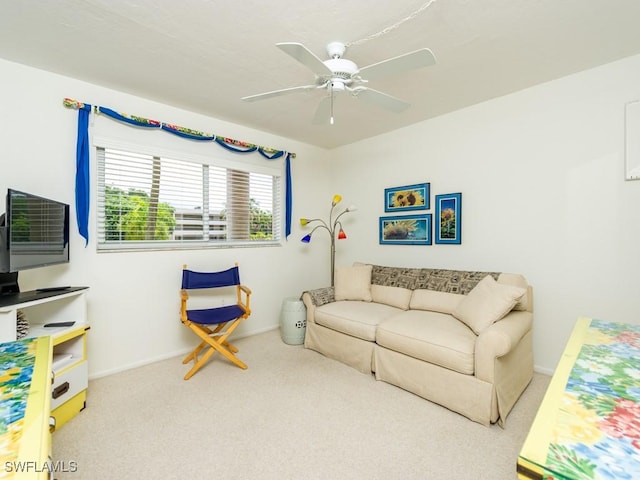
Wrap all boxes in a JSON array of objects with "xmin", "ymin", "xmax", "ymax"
[
  {"xmin": 346, "ymin": 0, "xmax": 438, "ymax": 48},
  {"xmin": 330, "ymin": 82, "xmax": 335, "ymax": 125}
]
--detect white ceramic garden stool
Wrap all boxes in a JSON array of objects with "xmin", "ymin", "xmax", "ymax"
[{"xmin": 279, "ymin": 297, "xmax": 306, "ymax": 345}]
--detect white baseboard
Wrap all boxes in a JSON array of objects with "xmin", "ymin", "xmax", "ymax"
[
  {"xmin": 89, "ymin": 324, "xmax": 280, "ymax": 380},
  {"xmin": 533, "ymin": 365, "xmax": 554, "ymax": 376}
]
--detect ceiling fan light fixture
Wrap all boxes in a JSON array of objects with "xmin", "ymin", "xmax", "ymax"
[{"xmin": 330, "ymin": 80, "xmax": 346, "ymax": 92}]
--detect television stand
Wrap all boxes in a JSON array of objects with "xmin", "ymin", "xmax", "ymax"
[
  {"xmin": 36, "ymin": 286, "xmax": 71, "ymax": 293},
  {"xmin": 0, "ymin": 286, "xmax": 88, "ymax": 308}
]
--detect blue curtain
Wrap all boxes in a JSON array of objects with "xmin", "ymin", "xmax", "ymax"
[
  {"xmin": 75, "ymin": 104, "xmax": 91, "ymax": 246},
  {"xmin": 285, "ymin": 153, "xmax": 292, "ymax": 238},
  {"xmin": 65, "ymin": 99, "xmax": 295, "ymax": 242}
]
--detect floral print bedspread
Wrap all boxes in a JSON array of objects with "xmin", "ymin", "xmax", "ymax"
[
  {"xmin": 522, "ymin": 319, "xmax": 640, "ymax": 479},
  {"xmin": 0, "ymin": 338, "xmax": 37, "ymax": 477}
]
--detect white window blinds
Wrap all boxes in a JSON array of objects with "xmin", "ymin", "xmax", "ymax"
[{"xmin": 96, "ymin": 146, "xmax": 282, "ymax": 250}]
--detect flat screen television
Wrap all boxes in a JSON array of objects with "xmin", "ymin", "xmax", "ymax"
[{"xmin": 0, "ymin": 189, "xmax": 70, "ymax": 277}]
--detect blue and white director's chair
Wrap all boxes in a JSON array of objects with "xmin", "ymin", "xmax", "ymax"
[{"xmin": 180, "ymin": 264, "xmax": 252, "ymax": 380}]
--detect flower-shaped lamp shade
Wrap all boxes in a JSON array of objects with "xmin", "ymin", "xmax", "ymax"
[{"xmin": 299, "ymin": 195, "xmax": 354, "ymax": 286}]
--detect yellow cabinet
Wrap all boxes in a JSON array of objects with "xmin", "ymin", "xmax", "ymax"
[{"xmin": 49, "ymin": 326, "xmax": 89, "ymax": 429}]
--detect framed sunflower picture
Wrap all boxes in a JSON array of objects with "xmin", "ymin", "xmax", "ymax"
[
  {"xmin": 384, "ymin": 183, "xmax": 429, "ymax": 212},
  {"xmin": 435, "ymin": 193, "xmax": 462, "ymax": 244},
  {"xmin": 379, "ymin": 214, "xmax": 432, "ymax": 245}
]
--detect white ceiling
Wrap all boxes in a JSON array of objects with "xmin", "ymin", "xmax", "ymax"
[{"xmin": 2, "ymin": 1, "xmax": 640, "ymax": 149}]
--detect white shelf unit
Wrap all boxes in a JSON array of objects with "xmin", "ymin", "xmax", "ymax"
[
  {"xmin": 0, "ymin": 288, "xmax": 87, "ymax": 341},
  {"xmin": 0, "ymin": 287, "xmax": 90, "ymax": 429}
]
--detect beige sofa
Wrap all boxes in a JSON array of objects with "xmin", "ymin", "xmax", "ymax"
[{"xmin": 302, "ymin": 263, "xmax": 534, "ymax": 427}]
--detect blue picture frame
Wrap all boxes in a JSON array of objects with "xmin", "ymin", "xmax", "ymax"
[
  {"xmin": 384, "ymin": 182, "xmax": 430, "ymax": 212},
  {"xmin": 435, "ymin": 193, "xmax": 462, "ymax": 245},
  {"xmin": 379, "ymin": 214, "xmax": 432, "ymax": 245}
]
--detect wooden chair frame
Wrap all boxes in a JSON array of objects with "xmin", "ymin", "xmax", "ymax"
[{"xmin": 180, "ymin": 264, "xmax": 252, "ymax": 380}]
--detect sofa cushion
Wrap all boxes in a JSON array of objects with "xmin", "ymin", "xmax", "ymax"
[
  {"xmin": 452, "ymin": 275, "xmax": 526, "ymax": 334},
  {"xmin": 371, "ymin": 285, "xmax": 412, "ymax": 310},
  {"xmin": 315, "ymin": 300, "xmax": 402, "ymax": 341},
  {"xmin": 376, "ymin": 311, "xmax": 477, "ymax": 375},
  {"xmin": 334, "ymin": 265, "xmax": 372, "ymax": 302},
  {"xmin": 409, "ymin": 289, "xmax": 465, "ymax": 314}
]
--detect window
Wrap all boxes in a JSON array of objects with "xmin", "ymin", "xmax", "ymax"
[{"xmin": 96, "ymin": 146, "xmax": 282, "ymax": 250}]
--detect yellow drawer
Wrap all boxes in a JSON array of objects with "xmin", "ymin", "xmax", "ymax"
[{"xmin": 51, "ymin": 390, "xmax": 87, "ymax": 430}]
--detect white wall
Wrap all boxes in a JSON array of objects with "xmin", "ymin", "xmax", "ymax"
[
  {"xmin": 332, "ymin": 54, "xmax": 640, "ymax": 373},
  {"xmin": 4, "ymin": 53, "xmax": 640, "ymax": 378},
  {"xmin": 0, "ymin": 59, "xmax": 332, "ymax": 377}
]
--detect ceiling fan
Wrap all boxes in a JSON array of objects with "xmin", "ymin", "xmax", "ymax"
[{"xmin": 241, "ymin": 42, "xmax": 436, "ymax": 124}]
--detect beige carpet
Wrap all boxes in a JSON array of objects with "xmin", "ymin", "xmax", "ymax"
[{"xmin": 53, "ymin": 329, "xmax": 550, "ymax": 480}]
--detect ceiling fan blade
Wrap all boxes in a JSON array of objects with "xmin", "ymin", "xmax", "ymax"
[
  {"xmin": 241, "ymin": 84, "xmax": 318, "ymax": 102},
  {"xmin": 353, "ymin": 88, "xmax": 410, "ymax": 113},
  {"xmin": 276, "ymin": 42, "xmax": 333, "ymax": 77},
  {"xmin": 312, "ymin": 96, "xmax": 332, "ymax": 124},
  {"xmin": 358, "ymin": 48, "xmax": 436, "ymax": 81}
]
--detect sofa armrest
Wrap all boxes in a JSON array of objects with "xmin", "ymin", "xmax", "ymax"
[
  {"xmin": 302, "ymin": 287, "xmax": 334, "ymax": 327},
  {"xmin": 475, "ymin": 310, "xmax": 533, "ymax": 383},
  {"xmin": 303, "ymin": 287, "xmax": 335, "ymax": 307}
]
